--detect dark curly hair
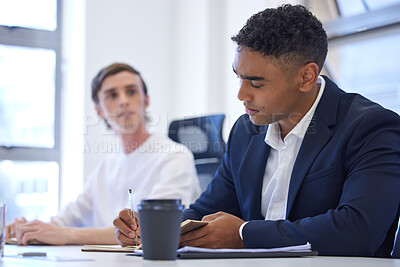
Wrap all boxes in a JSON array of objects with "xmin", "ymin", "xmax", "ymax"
[
  {"xmin": 91, "ymin": 62, "xmax": 148, "ymax": 105},
  {"xmin": 231, "ymin": 4, "xmax": 327, "ymax": 75}
]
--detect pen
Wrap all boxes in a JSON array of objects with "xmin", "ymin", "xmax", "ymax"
[
  {"xmin": 18, "ymin": 252, "xmax": 47, "ymax": 257},
  {"xmin": 128, "ymin": 188, "xmax": 138, "ymax": 246}
]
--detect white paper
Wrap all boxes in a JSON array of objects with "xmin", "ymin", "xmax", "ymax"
[{"xmin": 176, "ymin": 242, "xmax": 312, "ymax": 253}]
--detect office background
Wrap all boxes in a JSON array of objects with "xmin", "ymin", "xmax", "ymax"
[{"xmin": 0, "ymin": 0, "xmax": 399, "ymax": 221}]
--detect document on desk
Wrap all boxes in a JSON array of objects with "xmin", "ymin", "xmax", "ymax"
[
  {"xmin": 6, "ymin": 237, "xmax": 46, "ymax": 245},
  {"xmin": 81, "ymin": 244, "xmax": 142, "ymax": 253},
  {"xmin": 176, "ymin": 242, "xmax": 318, "ymax": 259},
  {"xmin": 130, "ymin": 243, "xmax": 317, "ymax": 259}
]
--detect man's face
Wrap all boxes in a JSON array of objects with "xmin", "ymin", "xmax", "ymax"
[
  {"xmin": 95, "ymin": 71, "xmax": 149, "ymax": 134},
  {"xmin": 233, "ymin": 47, "xmax": 302, "ymax": 126}
]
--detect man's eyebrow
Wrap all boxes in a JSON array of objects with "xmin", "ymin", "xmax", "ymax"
[
  {"xmin": 103, "ymin": 87, "xmax": 116, "ymax": 94},
  {"xmin": 232, "ymin": 65, "xmax": 265, "ymax": 81},
  {"xmin": 125, "ymin": 84, "xmax": 138, "ymax": 89},
  {"xmin": 103, "ymin": 84, "xmax": 138, "ymax": 94}
]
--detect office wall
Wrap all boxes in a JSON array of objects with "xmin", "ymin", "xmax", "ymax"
[
  {"xmin": 61, "ymin": 0, "xmax": 305, "ymax": 206},
  {"xmin": 81, "ymin": 0, "xmax": 273, "ymax": 182}
]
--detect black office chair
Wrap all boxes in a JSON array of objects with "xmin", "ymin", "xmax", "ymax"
[
  {"xmin": 168, "ymin": 114, "xmax": 225, "ymax": 191},
  {"xmin": 393, "ymin": 219, "xmax": 400, "ymax": 258}
]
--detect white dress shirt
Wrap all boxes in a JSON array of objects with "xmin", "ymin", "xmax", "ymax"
[
  {"xmin": 239, "ymin": 76, "xmax": 326, "ymax": 238},
  {"xmin": 52, "ymin": 134, "xmax": 201, "ymax": 227}
]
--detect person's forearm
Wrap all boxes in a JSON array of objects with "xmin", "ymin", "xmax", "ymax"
[{"xmin": 65, "ymin": 227, "xmax": 118, "ymax": 245}]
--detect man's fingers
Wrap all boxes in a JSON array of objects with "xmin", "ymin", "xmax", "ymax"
[
  {"xmin": 180, "ymin": 225, "xmax": 208, "ymax": 243},
  {"xmin": 202, "ymin": 211, "xmax": 224, "ymax": 222},
  {"xmin": 114, "ymin": 209, "xmax": 142, "ymax": 246},
  {"xmin": 180, "ymin": 234, "xmax": 209, "ymax": 248},
  {"xmin": 113, "ymin": 217, "xmax": 135, "ymax": 238},
  {"xmin": 5, "ymin": 225, "xmax": 13, "ymax": 239},
  {"xmin": 115, "ymin": 230, "xmax": 135, "ymax": 247},
  {"xmin": 6, "ymin": 217, "xmax": 28, "ymax": 239},
  {"xmin": 18, "ymin": 226, "xmax": 37, "ymax": 246},
  {"xmin": 118, "ymin": 209, "xmax": 136, "ymax": 229},
  {"xmin": 15, "ymin": 221, "xmax": 38, "ymax": 242},
  {"xmin": 19, "ymin": 231, "xmax": 38, "ymax": 246}
]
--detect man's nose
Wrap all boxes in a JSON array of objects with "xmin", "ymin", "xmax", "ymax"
[
  {"xmin": 119, "ymin": 93, "xmax": 129, "ymax": 106},
  {"xmin": 237, "ymin": 80, "xmax": 251, "ymax": 101}
]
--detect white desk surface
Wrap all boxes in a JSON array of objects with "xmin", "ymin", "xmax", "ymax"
[{"xmin": 1, "ymin": 244, "xmax": 399, "ymax": 267}]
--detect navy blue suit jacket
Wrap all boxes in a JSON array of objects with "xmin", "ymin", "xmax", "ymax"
[{"xmin": 183, "ymin": 76, "xmax": 400, "ymax": 257}]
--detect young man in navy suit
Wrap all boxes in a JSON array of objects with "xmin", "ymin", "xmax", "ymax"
[{"xmin": 114, "ymin": 4, "xmax": 400, "ymax": 257}]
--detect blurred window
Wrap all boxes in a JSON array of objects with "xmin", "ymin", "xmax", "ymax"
[
  {"xmin": 323, "ymin": 1, "xmax": 400, "ymax": 115},
  {"xmin": 0, "ymin": 0, "xmax": 61, "ymax": 223},
  {"xmin": 336, "ymin": 0, "xmax": 400, "ymax": 17},
  {"xmin": 0, "ymin": 45, "xmax": 56, "ymax": 148},
  {"xmin": 0, "ymin": 0, "xmax": 57, "ymax": 31},
  {"xmin": 0, "ymin": 161, "xmax": 59, "ymax": 221}
]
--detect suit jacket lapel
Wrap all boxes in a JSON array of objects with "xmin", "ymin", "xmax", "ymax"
[
  {"xmin": 286, "ymin": 76, "xmax": 339, "ymax": 217},
  {"xmin": 238, "ymin": 127, "xmax": 270, "ymax": 220}
]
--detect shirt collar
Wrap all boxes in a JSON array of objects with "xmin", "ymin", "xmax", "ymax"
[
  {"xmin": 265, "ymin": 76, "xmax": 326, "ymax": 149},
  {"xmin": 120, "ymin": 134, "xmax": 154, "ymax": 158}
]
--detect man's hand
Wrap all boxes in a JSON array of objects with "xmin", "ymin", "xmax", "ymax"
[
  {"xmin": 14, "ymin": 220, "xmax": 68, "ymax": 245},
  {"xmin": 179, "ymin": 211, "xmax": 245, "ymax": 249},
  {"xmin": 5, "ymin": 217, "xmax": 27, "ymax": 239},
  {"xmin": 113, "ymin": 208, "xmax": 141, "ymax": 247}
]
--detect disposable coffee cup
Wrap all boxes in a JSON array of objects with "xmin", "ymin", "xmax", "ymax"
[
  {"xmin": 0, "ymin": 204, "xmax": 5, "ymax": 259},
  {"xmin": 138, "ymin": 199, "xmax": 183, "ymax": 260}
]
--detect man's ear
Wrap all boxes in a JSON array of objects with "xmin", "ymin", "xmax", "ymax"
[
  {"xmin": 95, "ymin": 104, "xmax": 105, "ymax": 119},
  {"xmin": 298, "ymin": 62, "xmax": 319, "ymax": 93}
]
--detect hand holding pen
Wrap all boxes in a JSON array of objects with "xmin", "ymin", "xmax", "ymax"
[
  {"xmin": 129, "ymin": 188, "xmax": 139, "ymax": 246},
  {"xmin": 112, "ymin": 190, "xmax": 141, "ymax": 247},
  {"xmin": 113, "ymin": 208, "xmax": 141, "ymax": 247}
]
